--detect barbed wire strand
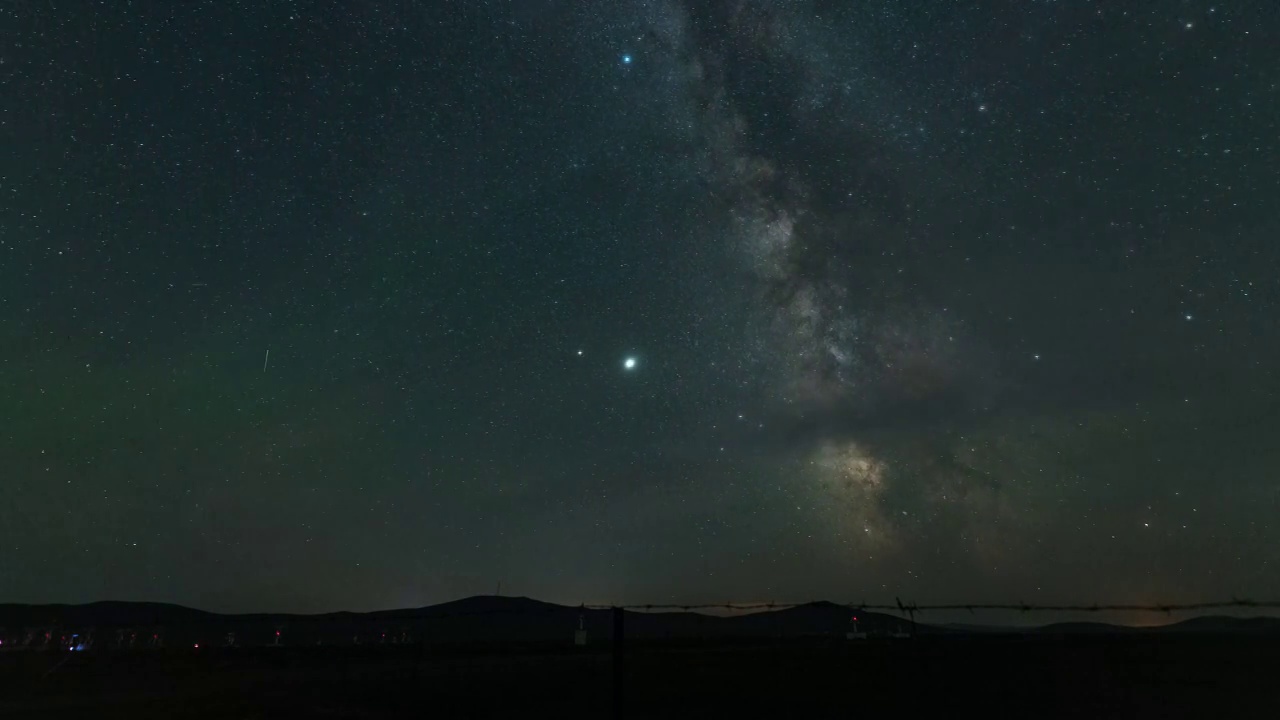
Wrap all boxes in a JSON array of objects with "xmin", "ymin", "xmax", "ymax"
[
  {"xmin": 6, "ymin": 599, "xmax": 1278, "ymax": 635},
  {"xmin": 582, "ymin": 598, "xmax": 1280, "ymax": 615}
]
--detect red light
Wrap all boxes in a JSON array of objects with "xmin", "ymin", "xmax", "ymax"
[
  {"xmin": 194, "ymin": 644, "xmax": 200, "ymax": 649},
  {"xmin": 852, "ymin": 616, "xmax": 858, "ymax": 621},
  {"xmin": 275, "ymin": 631, "xmax": 281, "ymax": 636}
]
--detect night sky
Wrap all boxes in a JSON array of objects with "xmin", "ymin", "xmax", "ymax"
[{"xmin": 3, "ymin": 1, "xmax": 1278, "ymax": 615}]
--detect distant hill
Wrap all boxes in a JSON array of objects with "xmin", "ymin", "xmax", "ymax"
[
  {"xmin": 1024, "ymin": 616, "xmax": 1280, "ymax": 635},
  {"xmin": 2, "ymin": 597, "xmax": 1276, "ymax": 649},
  {"xmin": 0, "ymin": 596, "xmax": 912, "ymax": 647},
  {"xmin": 1033, "ymin": 621, "xmax": 1143, "ymax": 635},
  {"xmin": 1153, "ymin": 615, "xmax": 1280, "ymax": 634},
  {"xmin": 0, "ymin": 600, "xmax": 218, "ymax": 628},
  {"xmin": 936, "ymin": 622, "xmax": 1014, "ymax": 633}
]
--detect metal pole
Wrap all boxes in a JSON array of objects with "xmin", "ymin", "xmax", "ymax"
[{"xmin": 612, "ymin": 606, "xmax": 625, "ymax": 719}]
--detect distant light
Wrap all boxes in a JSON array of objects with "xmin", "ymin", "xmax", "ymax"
[
  {"xmin": 1185, "ymin": 314, "xmax": 1193, "ymax": 321},
  {"xmin": 576, "ymin": 350, "xmax": 583, "ymax": 356},
  {"xmin": 621, "ymin": 54, "xmax": 633, "ymax": 65},
  {"xmin": 194, "ymin": 644, "xmax": 200, "ymax": 649},
  {"xmin": 623, "ymin": 357, "xmax": 637, "ymax": 370}
]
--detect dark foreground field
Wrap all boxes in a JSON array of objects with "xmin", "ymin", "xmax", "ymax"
[{"xmin": 2, "ymin": 634, "xmax": 1277, "ymax": 718}]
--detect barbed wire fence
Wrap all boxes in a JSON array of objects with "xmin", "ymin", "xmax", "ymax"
[
  {"xmin": 249, "ymin": 597, "xmax": 1274, "ymax": 621},
  {"xmin": 586, "ymin": 597, "xmax": 1280, "ymax": 615},
  {"xmin": 578, "ymin": 598, "xmax": 1280, "ymax": 635},
  {"xmin": 7, "ymin": 597, "xmax": 1278, "ymax": 653},
  {"xmin": 6, "ymin": 598, "xmax": 1276, "ymax": 635}
]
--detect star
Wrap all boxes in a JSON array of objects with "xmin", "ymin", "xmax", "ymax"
[
  {"xmin": 623, "ymin": 357, "xmax": 637, "ymax": 370},
  {"xmin": 621, "ymin": 54, "xmax": 633, "ymax": 65}
]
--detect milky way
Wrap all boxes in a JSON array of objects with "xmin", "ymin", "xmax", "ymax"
[{"xmin": 639, "ymin": 0, "xmax": 1004, "ymax": 555}]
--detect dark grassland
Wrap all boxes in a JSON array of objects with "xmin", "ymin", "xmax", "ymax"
[{"xmin": 2, "ymin": 635, "xmax": 1277, "ymax": 718}]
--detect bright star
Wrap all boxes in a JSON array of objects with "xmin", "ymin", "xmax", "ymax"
[
  {"xmin": 623, "ymin": 357, "xmax": 637, "ymax": 370},
  {"xmin": 621, "ymin": 54, "xmax": 632, "ymax": 65}
]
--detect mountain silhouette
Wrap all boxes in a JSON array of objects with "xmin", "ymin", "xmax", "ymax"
[{"xmin": 2, "ymin": 597, "xmax": 1275, "ymax": 648}]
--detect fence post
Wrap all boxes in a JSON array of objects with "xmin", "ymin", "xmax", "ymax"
[{"xmin": 612, "ymin": 606, "xmax": 625, "ymax": 719}]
